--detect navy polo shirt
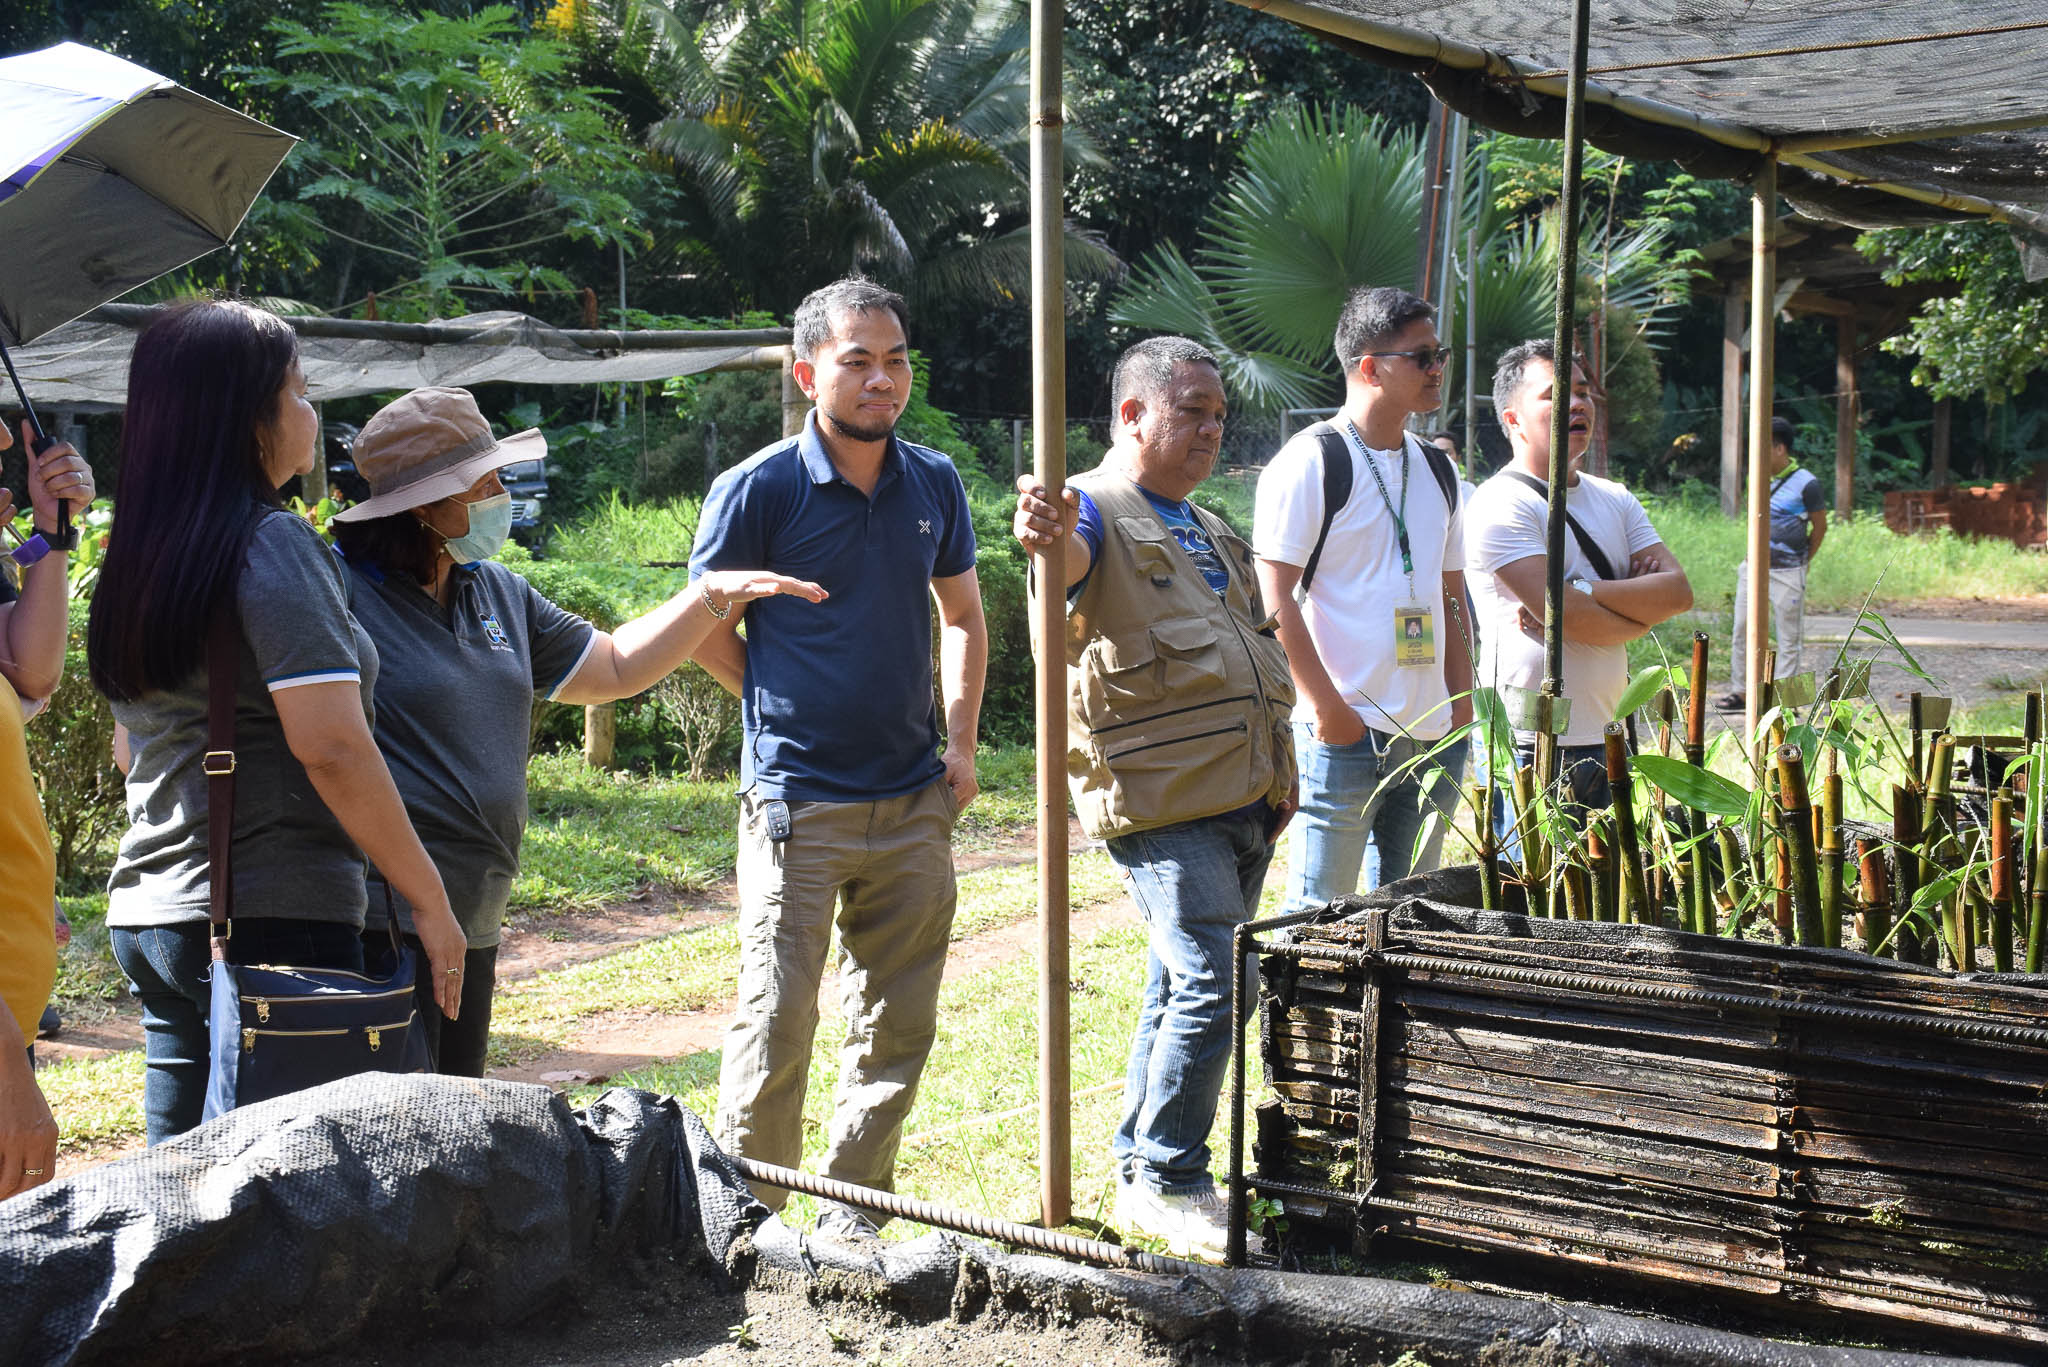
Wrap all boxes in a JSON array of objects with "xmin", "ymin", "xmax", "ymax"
[{"xmin": 689, "ymin": 413, "xmax": 977, "ymax": 802}]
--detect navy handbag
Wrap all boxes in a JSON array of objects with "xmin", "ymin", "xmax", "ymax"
[{"xmin": 199, "ymin": 613, "xmax": 432, "ymax": 1123}]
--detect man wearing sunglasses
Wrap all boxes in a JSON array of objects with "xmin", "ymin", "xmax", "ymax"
[{"xmin": 1253, "ymin": 286, "xmax": 1472, "ymax": 912}]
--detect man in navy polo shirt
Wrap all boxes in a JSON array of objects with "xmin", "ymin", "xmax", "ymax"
[{"xmin": 689, "ymin": 277, "xmax": 986, "ymax": 1241}]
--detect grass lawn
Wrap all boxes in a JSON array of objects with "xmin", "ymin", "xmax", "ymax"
[{"xmin": 578, "ymin": 918, "xmax": 1267, "ymax": 1244}]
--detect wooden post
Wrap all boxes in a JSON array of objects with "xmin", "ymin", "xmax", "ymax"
[
  {"xmin": 1931, "ymin": 395, "xmax": 1952, "ymax": 489},
  {"xmin": 1721, "ymin": 290, "xmax": 1745, "ymax": 518},
  {"xmin": 1835, "ymin": 315, "xmax": 1858, "ymax": 518},
  {"xmin": 1744, "ymin": 162, "xmax": 1778, "ymax": 741},
  {"xmin": 780, "ymin": 346, "xmax": 806, "ymax": 439},
  {"xmin": 1542, "ymin": 0, "xmax": 1593, "ymax": 702},
  {"xmin": 1029, "ymin": 0, "xmax": 1072, "ymax": 1232},
  {"xmin": 1416, "ymin": 100, "xmax": 1451, "ymax": 301},
  {"xmin": 583, "ymin": 701, "xmax": 615, "ymax": 769}
]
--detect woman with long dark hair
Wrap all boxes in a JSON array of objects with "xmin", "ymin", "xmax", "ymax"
[
  {"xmin": 91, "ymin": 301, "xmax": 467, "ymax": 1143},
  {"xmin": 330, "ymin": 386, "xmax": 822, "ymax": 1077}
]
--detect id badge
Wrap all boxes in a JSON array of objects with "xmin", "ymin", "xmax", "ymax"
[{"xmin": 1393, "ymin": 603, "xmax": 1435, "ymax": 668}]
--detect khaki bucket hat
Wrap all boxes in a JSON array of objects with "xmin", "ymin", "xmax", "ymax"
[{"xmin": 329, "ymin": 386, "xmax": 546, "ymax": 523}]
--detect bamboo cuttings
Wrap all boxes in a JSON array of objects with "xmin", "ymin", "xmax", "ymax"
[{"xmin": 1248, "ymin": 898, "xmax": 2048, "ymax": 1349}]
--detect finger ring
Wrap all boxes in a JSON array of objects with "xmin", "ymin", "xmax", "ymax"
[
  {"xmin": 445, "ymin": 967, "xmax": 462, "ymax": 976},
  {"xmin": 23, "ymin": 1168, "xmax": 43, "ymax": 1176}
]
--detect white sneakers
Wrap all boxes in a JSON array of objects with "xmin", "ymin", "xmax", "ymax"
[{"xmin": 1114, "ymin": 1179, "xmax": 1263, "ymax": 1262}]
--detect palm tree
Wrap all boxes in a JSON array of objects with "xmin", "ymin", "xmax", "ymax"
[
  {"xmin": 1111, "ymin": 103, "xmax": 1696, "ymax": 419},
  {"xmin": 565, "ymin": 0, "xmax": 1117, "ymax": 317}
]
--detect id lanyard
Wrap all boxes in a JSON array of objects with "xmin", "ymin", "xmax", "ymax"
[{"xmin": 1347, "ymin": 420, "xmax": 1413, "ymax": 598}]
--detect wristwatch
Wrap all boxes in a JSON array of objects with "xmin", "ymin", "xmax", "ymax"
[
  {"xmin": 1569, "ymin": 578, "xmax": 1594, "ymax": 597},
  {"xmin": 9, "ymin": 523, "xmax": 77, "ymax": 568},
  {"xmin": 35, "ymin": 522, "xmax": 80, "ymax": 552}
]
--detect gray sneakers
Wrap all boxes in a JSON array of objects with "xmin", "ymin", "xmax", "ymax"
[{"xmin": 1115, "ymin": 1180, "xmax": 1262, "ymax": 1262}]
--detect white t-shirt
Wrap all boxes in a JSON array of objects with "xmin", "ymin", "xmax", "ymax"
[
  {"xmin": 1254, "ymin": 424, "xmax": 1464, "ymax": 740},
  {"xmin": 1463, "ymin": 467, "xmax": 1663, "ymax": 746}
]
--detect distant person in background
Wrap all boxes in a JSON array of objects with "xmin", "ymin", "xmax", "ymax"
[
  {"xmin": 0, "ymin": 414, "xmax": 97, "ymax": 1197},
  {"xmin": 1719, "ymin": 415, "xmax": 1826, "ymax": 712}
]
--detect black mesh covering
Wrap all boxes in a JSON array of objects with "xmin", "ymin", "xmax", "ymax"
[
  {"xmin": 0, "ymin": 1075, "xmax": 2024, "ymax": 1366},
  {"xmin": 1232, "ymin": 1, "xmax": 2048, "ymax": 275}
]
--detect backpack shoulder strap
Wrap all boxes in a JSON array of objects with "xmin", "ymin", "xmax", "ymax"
[
  {"xmin": 1414, "ymin": 433, "xmax": 1459, "ymax": 514},
  {"xmin": 1299, "ymin": 424, "xmax": 1353, "ymax": 598},
  {"xmin": 1502, "ymin": 468, "xmax": 1621, "ymax": 583}
]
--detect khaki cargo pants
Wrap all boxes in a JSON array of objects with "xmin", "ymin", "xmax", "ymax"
[
  {"xmin": 715, "ymin": 777, "xmax": 958, "ymax": 1209},
  {"xmin": 1731, "ymin": 560, "xmax": 1809, "ymax": 682}
]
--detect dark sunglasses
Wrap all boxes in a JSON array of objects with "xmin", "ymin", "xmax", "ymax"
[{"xmin": 1356, "ymin": 346, "xmax": 1452, "ymax": 370}]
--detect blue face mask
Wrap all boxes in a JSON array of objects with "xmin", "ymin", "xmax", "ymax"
[{"xmin": 443, "ymin": 491, "xmax": 512, "ymax": 566}]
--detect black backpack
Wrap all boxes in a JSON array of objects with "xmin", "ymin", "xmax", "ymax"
[{"xmin": 1297, "ymin": 424, "xmax": 1460, "ymax": 597}]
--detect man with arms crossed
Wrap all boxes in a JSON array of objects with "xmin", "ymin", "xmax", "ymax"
[
  {"xmin": 1463, "ymin": 340, "xmax": 1693, "ymax": 812},
  {"xmin": 1254, "ymin": 286, "xmax": 1473, "ymax": 911},
  {"xmin": 1013, "ymin": 336, "xmax": 1295, "ymax": 1261},
  {"xmin": 691, "ymin": 277, "xmax": 987, "ymax": 1241}
]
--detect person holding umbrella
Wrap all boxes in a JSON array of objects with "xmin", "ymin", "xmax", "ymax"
[
  {"xmin": 93, "ymin": 301, "xmax": 467, "ymax": 1144},
  {"xmin": 328, "ymin": 386, "xmax": 824, "ymax": 1078},
  {"xmin": 0, "ymin": 414, "xmax": 93, "ymax": 1196}
]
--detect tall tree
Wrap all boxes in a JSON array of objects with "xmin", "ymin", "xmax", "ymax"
[
  {"xmin": 562, "ymin": 0, "xmax": 1116, "ymax": 319},
  {"xmin": 241, "ymin": 2, "xmax": 654, "ymax": 319}
]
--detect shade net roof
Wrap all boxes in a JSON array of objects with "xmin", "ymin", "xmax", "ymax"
[
  {"xmin": 8, "ymin": 308, "xmax": 785, "ymax": 412},
  {"xmin": 1236, "ymin": 0, "xmax": 2048, "ymax": 275}
]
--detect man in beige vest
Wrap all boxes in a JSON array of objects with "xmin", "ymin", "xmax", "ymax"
[{"xmin": 1013, "ymin": 336, "xmax": 1296, "ymax": 1261}]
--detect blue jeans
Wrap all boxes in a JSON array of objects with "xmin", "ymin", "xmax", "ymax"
[
  {"xmin": 111, "ymin": 919, "xmax": 364, "ymax": 1144},
  {"xmin": 1494, "ymin": 741, "xmax": 1613, "ymax": 863},
  {"xmin": 1284, "ymin": 723, "xmax": 1468, "ymax": 916},
  {"xmin": 1105, "ymin": 806, "xmax": 1274, "ymax": 1195}
]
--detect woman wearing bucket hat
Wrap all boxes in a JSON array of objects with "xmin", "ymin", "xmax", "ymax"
[
  {"xmin": 91, "ymin": 301, "xmax": 469, "ymax": 1144},
  {"xmin": 330, "ymin": 387, "xmax": 824, "ymax": 1077}
]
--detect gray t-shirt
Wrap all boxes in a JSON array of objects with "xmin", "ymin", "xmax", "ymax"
[
  {"xmin": 347, "ymin": 558, "xmax": 596, "ymax": 948},
  {"xmin": 107, "ymin": 510, "xmax": 379, "ymax": 928}
]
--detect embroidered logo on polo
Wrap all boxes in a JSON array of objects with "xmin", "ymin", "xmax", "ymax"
[
  {"xmin": 479, "ymin": 611, "xmax": 513, "ymax": 653},
  {"xmin": 918, "ymin": 518, "xmax": 933, "ymax": 535}
]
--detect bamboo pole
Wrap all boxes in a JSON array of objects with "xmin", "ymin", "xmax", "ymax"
[
  {"xmin": 1777, "ymin": 746, "xmax": 1823, "ymax": 948},
  {"xmin": 1541, "ymin": 0, "xmax": 1593, "ymax": 704},
  {"xmin": 1028, "ymin": 0, "xmax": 1070, "ymax": 1231},
  {"xmin": 1604, "ymin": 724, "xmax": 1649, "ymax": 925},
  {"xmin": 1820, "ymin": 767, "xmax": 1844, "ymax": 949},
  {"xmin": 1856, "ymin": 837, "xmax": 1890, "ymax": 958},
  {"xmin": 1743, "ymin": 159, "xmax": 1777, "ymax": 741},
  {"xmin": 1893, "ymin": 785, "xmax": 1924, "ymax": 964},
  {"xmin": 1686, "ymin": 632, "xmax": 1712, "ymax": 934},
  {"xmin": 1992, "ymin": 789, "xmax": 2016, "ymax": 973},
  {"xmin": 1587, "ymin": 818, "xmax": 1615, "ymax": 924}
]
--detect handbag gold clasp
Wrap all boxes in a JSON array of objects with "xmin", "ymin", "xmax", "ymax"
[
  {"xmin": 367, "ymin": 1028, "xmax": 381, "ymax": 1052},
  {"xmin": 241, "ymin": 1028, "xmax": 255, "ymax": 1052}
]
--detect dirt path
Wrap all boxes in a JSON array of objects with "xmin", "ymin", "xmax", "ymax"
[{"xmin": 50, "ymin": 819, "xmax": 1119, "ymax": 1176}]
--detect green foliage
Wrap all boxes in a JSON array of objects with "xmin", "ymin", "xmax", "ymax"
[
  {"xmin": 28, "ymin": 604, "xmax": 124, "ymax": 890},
  {"xmin": 1638, "ymin": 494, "xmax": 2048, "ymax": 611},
  {"xmin": 583, "ymin": 0, "xmax": 1118, "ymax": 317},
  {"xmin": 1111, "ymin": 109, "xmax": 1693, "ymax": 428},
  {"xmin": 1861, "ymin": 222, "xmax": 2048, "ymax": 404},
  {"xmin": 239, "ymin": 2, "xmax": 654, "ymax": 318}
]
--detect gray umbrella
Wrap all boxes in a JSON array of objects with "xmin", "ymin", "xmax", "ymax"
[{"xmin": 0, "ymin": 39, "xmax": 295, "ymax": 520}]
